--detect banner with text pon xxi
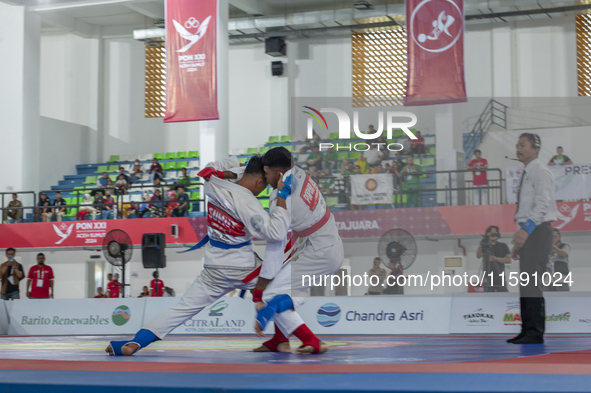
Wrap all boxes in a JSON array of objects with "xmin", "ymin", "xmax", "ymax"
[
  {"xmin": 164, "ymin": 0, "xmax": 218, "ymax": 122},
  {"xmin": 405, "ymin": 0, "xmax": 467, "ymax": 106}
]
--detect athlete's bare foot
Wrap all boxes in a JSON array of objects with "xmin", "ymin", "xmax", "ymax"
[
  {"xmin": 254, "ymin": 321, "xmax": 266, "ymax": 338},
  {"xmin": 296, "ymin": 341, "xmax": 328, "ymax": 355},
  {"xmin": 253, "ymin": 342, "xmax": 291, "ymax": 353},
  {"xmin": 105, "ymin": 342, "xmax": 140, "ymax": 356}
]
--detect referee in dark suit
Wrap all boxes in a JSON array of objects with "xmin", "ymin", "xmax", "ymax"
[{"xmin": 508, "ymin": 133, "xmax": 558, "ymax": 344}]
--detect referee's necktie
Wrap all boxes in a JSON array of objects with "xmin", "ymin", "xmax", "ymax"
[{"xmin": 515, "ymin": 170, "xmax": 526, "ymax": 222}]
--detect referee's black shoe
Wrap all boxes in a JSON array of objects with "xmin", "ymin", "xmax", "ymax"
[
  {"xmin": 506, "ymin": 333, "xmax": 524, "ymax": 343},
  {"xmin": 512, "ymin": 335, "xmax": 544, "ymax": 344}
]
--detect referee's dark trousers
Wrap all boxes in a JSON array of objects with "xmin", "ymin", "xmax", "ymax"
[{"xmin": 518, "ymin": 222, "xmax": 552, "ymax": 340}]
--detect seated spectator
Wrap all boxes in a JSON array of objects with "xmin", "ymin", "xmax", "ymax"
[
  {"xmin": 118, "ymin": 189, "xmax": 136, "ymax": 219},
  {"xmin": 367, "ymin": 257, "xmax": 387, "ymax": 295},
  {"xmin": 174, "ymin": 186, "xmax": 190, "ymax": 217},
  {"xmin": 371, "ymin": 163, "xmax": 384, "ymax": 174},
  {"xmin": 101, "ymin": 190, "xmax": 115, "ymax": 220},
  {"xmin": 343, "ymin": 162, "xmax": 356, "ymax": 175},
  {"xmin": 400, "ymin": 135, "xmax": 412, "ymax": 156},
  {"xmin": 548, "ymin": 146, "xmax": 573, "ymax": 166},
  {"xmin": 319, "ymin": 167, "xmax": 336, "ymax": 195},
  {"xmin": 355, "ymin": 154, "xmax": 370, "ymax": 174},
  {"xmin": 149, "ymin": 158, "xmax": 164, "ymax": 183},
  {"xmin": 165, "ymin": 190, "xmax": 179, "ymax": 217},
  {"xmin": 94, "ymin": 287, "xmax": 108, "ymax": 298},
  {"xmin": 340, "ymin": 157, "xmax": 350, "ymax": 172},
  {"xmin": 308, "ymin": 166, "xmax": 321, "ymax": 184},
  {"xmin": 36, "ymin": 192, "xmax": 51, "ymax": 222},
  {"xmin": 299, "ymin": 130, "xmax": 321, "ymax": 154},
  {"xmin": 375, "ymin": 134, "xmax": 390, "ymax": 159},
  {"xmin": 48, "ymin": 191, "xmax": 67, "ymax": 222},
  {"xmin": 322, "ymin": 146, "xmax": 338, "ymax": 171},
  {"xmin": 307, "ymin": 145, "xmax": 323, "ymax": 171},
  {"xmin": 130, "ymin": 159, "xmax": 144, "ymax": 183},
  {"xmin": 364, "ymin": 143, "xmax": 383, "ymax": 167},
  {"xmin": 93, "ymin": 190, "xmax": 104, "ymax": 212},
  {"xmin": 401, "ymin": 155, "xmax": 423, "ymax": 208},
  {"xmin": 410, "ymin": 131, "xmax": 426, "ymax": 156},
  {"xmin": 176, "ymin": 167, "xmax": 191, "ymax": 188},
  {"xmin": 97, "ymin": 172, "xmax": 110, "ymax": 188},
  {"xmin": 118, "ymin": 167, "xmax": 131, "ymax": 185},
  {"xmin": 150, "ymin": 271, "xmax": 165, "ymax": 297},
  {"xmin": 115, "ymin": 174, "xmax": 129, "ymax": 191},
  {"xmin": 77, "ymin": 193, "xmax": 97, "ymax": 220},
  {"xmin": 3, "ymin": 193, "xmax": 22, "ymax": 224},
  {"xmin": 138, "ymin": 286, "xmax": 150, "ymax": 297},
  {"xmin": 136, "ymin": 191, "xmax": 152, "ymax": 218},
  {"xmin": 153, "ymin": 177, "xmax": 167, "ymax": 193},
  {"xmin": 146, "ymin": 189, "xmax": 164, "ymax": 218}
]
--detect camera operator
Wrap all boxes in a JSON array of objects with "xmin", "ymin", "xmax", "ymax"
[
  {"xmin": 476, "ymin": 226, "xmax": 511, "ymax": 292},
  {"xmin": 546, "ymin": 228, "xmax": 570, "ymax": 292}
]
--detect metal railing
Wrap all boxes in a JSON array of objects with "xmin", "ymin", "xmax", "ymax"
[
  {"xmin": 0, "ymin": 191, "xmax": 37, "ymax": 223},
  {"xmin": 463, "ymin": 99, "xmax": 508, "ymax": 165}
]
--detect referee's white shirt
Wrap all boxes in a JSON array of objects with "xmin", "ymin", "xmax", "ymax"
[{"xmin": 515, "ymin": 158, "xmax": 558, "ymax": 226}]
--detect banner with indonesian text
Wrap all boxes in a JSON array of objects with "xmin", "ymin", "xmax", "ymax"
[
  {"xmin": 405, "ymin": 0, "xmax": 467, "ymax": 106},
  {"xmin": 164, "ymin": 0, "xmax": 218, "ymax": 122}
]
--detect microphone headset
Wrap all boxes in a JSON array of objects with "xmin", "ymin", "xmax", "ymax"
[{"xmin": 506, "ymin": 133, "xmax": 541, "ymax": 161}]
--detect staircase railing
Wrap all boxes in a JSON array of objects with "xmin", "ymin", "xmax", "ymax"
[{"xmin": 464, "ymin": 99, "xmax": 508, "ymax": 165}]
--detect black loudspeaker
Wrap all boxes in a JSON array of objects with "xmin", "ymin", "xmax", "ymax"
[
  {"xmin": 271, "ymin": 61, "xmax": 283, "ymax": 76},
  {"xmin": 265, "ymin": 37, "xmax": 286, "ymax": 57},
  {"xmin": 142, "ymin": 233, "xmax": 166, "ymax": 269}
]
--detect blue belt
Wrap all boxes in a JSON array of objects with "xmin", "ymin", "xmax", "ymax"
[{"xmin": 177, "ymin": 235, "xmax": 252, "ymax": 254}]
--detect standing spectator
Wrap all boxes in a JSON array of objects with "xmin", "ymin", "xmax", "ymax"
[
  {"xmin": 322, "ymin": 146, "xmax": 338, "ymax": 171},
  {"xmin": 77, "ymin": 193, "xmax": 97, "ymax": 220},
  {"xmin": 149, "ymin": 158, "xmax": 163, "ymax": 183},
  {"xmin": 476, "ymin": 225, "xmax": 511, "ymax": 292},
  {"xmin": 3, "ymin": 193, "xmax": 23, "ymax": 224},
  {"xmin": 174, "ymin": 186, "xmax": 190, "ymax": 217},
  {"xmin": 48, "ymin": 191, "xmax": 67, "ymax": 222},
  {"xmin": 150, "ymin": 271, "xmax": 165, "ymax": 297},
  {"xmin": 1, "ymin": 248, "xmax": 24, "ymax": 300},
  {"xmin": 306, "ymin": 145, "xmax": 323, "ymax": 171},
  {"xmin": 383, "ymin": 259, "xmax": 404, "ymax": 295},
  {"xmin": 130, "ymin": 159, "xmax": 144, "ymax": 183},
  {"xmin": 355, "ymin": 154, "xmax": 370, "ymax": 174},
  {"xmin": 26, "ymin": 253, "xmax": 54, "ymax": 299},
  {"xmin": 467, "ymin": 150, "xmax": 489, "ymax": 205},
  {"xmin": 94, "ymin": 287, "xmax": 108, "ymax": 298},
  {"xmin": 319, "ymin": 167, "xmax": 336, "ymax": 195},
  {"xmin": 548, "ymin": 146, "xmax": 573, "ymax": 166},
  {"xmin": 101, "ymin": 190, "xmax": 115, "ymax": 220},
  {"xmin": 401, "ymin": 156, "xmax": 423, "ymax": 208},
  {"xmin": 546, "ymin": 228, "xmax": 570, "ymax": 292},
  {"xmin": 97, "ymin": 172, "xmax": 110, "ymax": 188},
  {"xmin": 410, "ymin": 131, "xmax": 426, "ymax": 156},
  {"xmin": 36, "ymin": 192, "xmax": 51, "ymax": 222},
  {"xmin": 363, "ymin": 143, "xmax": 383, "ymax": 167},
  {"xmin": 138, "ymin": 286, "xmax": 150, "ymax": 297},
  {"xmin": 107, "ymin": 273, "xmax": 122, "ymax": 298},
  {"xmin": 367, "ymin": 258, "xmax": 387, "ymax": 295}
]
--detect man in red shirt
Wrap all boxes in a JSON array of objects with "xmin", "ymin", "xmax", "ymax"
[
  {"xmin": 150, "ymin": 271, "xmax": 164, "ymax": 297},
  {"xmin": 107, "ymin": 273, "xmax": 122, "ymax": 298},
  {"xmin": 467, "ymin": 149, "xmax": 489, "ymax": 205},
  {"xmin": 94, "ymin": 287, "xmax": 108, "ymax": 298},
  {"xmin": 149, "ymin": 158, "xmax": 163, "ymax": 183},
  {"xmin": 26, "ymin": 253, "xmax": 54, "ymax": 299}
]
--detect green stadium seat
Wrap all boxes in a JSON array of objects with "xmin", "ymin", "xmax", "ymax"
[
  {"xmin": 109, "ymin": 174, "xmax": 118, "ymax": 182},
  {"xmin": 337, "ymin": 152, "xmax": 349, "ymax": 161},
  {"xmin": 95, "ymin": 165, "xmax": 108, "ymax": 174},
  {"xmin": 268, "ymin": 136, "xmax": 279, "ymax": 144},
  {"xmin": 83, "ymin": 176, "xmax": 97, "ymax": 185},
  {"xmin": 422, "ymin": 158, "xmax": 435, "ymax": 167},
  {"xmin": 325, "ymin": 197, "xmax": 339, "ymax": 207},
  {"xmin": 257, "ymin": 187, "xmax": 271, "ymax": 197},
  {"xmin": 107, "ymin": 165, "xmax": 119, "ymax": 173},
  {"xmin": 165, "ymin": 152, "xmax": 176, "ymax": 160},
  {"xmin": 154, "ymin": 153, "xmax": 164, "ymax": 160},
  {"xmin": 284, "ymin": 145, "xmax": 293, "ymax": 152},
  {"xmin": 107, "ymin": 155, "xmax": 119, "ymax": 163},
  {"xmin": 260, "ymin": 199, "xmax": 270, "ymax": 209},
  {"xmin": 164, "ymin": 162, "xmax": 176, "ymax": 170},
  {"xmin": 238, "ymin": 157, "xmax": 248, "ymax": 164},
  {"xmin": 188, "ymin": 151, "xmax": 199, "ymax": 158},
  {"xmin": 176, "ymin": 151, "xmax": 187, "ymax": 159},
  {"xmin": 349, "ymin": 152, "xmax": 362, "ymax": 160},
  {"xmin": 391, "ymin": 129, "xmax": 405, "ymax": 138},
  {"xmin": 73, "ymin": 186, "xmax": 85, "ymax": 190},
  {"xmin": 246, "ymin": 147, "xmax": 258, "ymax": 155},
  {"xmin": 176, "ymin": 161, "xmax": 188, "ymax": 170},
  {"xmin": 329, "ymin": 132, "xmax": 339, "ymax": 140},
  {"xmin": 258, "ymin": 146, "xmax": 269, "ymax": 154},
  {"xmin": 280, "ymin": 135, "xmax": 291, "ymax": 143},
  {"xmin": 429, "ymin": 146, "xmax": 436, "ymax": 155},
  {"xmin": 393, "ymin": 194, "xmax": 408, "ymax": 206}
]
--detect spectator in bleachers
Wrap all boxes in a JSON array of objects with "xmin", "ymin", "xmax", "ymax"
[
  {"xmin": 173, "ymin": 186, "xmax": 190, "ymax": 217},
  {"xmin": 119, "ymin": 167, "xmax": 131, "ymax": 183},
  {"xmin": 343, "ymin": 161, "xmax": 356, "ymax": 175},
  {"xmin": 149, "ymin": 158, "xmax": 163, "ymax": 183},
  {"xmin": 115, "ymin": 174, "xmax": 129, "ymax": 192},
  {"xmin": 401, "ymin": 135, "xmax": 412, "ymax": 156},
  {"xmin": 118, "ymin": 189, "xmax": 136, "ymax": 219},
  {"xmin": 130, "ymin": 159, "xmax": 143, "ymax": 183},
  {"xmin": 375, "ymin": 134, "xmax": 390, "ymax": 159},
  {"xmin": 308, "ymin": 166, "xmax": 321, "ymax": 184},
  {"xmin": 548, "ymin": 146, "xmax": 573, "ymax": 166},
  {"xmin": 367, "ymin": 257, "xmax": 387, "ymax": 295},
  {"xmin": 36, "ymin": 192, "xmax": 51, "ymax": 222},
  {"xmin": 388, "ymin": 161, "xmax": 404, "ymax": 194},
  {"xmin": 150, "ymin": 271, "xmax": 165, "ymax": 297},
  {"xmin": 411, "ymin": 131, "xmax": 426, "ymax": 156},
  {"xmin": 351, "ymin": 165, "xmax": 363, "ymax": 211},
  {"xmin": 3, "ymin": 193, "xmax": 22, "ymax": 224},
  {"xmin": 299, "ymin": 130, "xmax": 322, "ymax": 154},
  {"xmin": 322, "ymin": 146, "xmax": 338, "ymax": 171},
  {"xmin": 307, "ymin": 145, "xmax": 323, "ymax": 171},
  {"xmin": 97, "ymin": 172, "xmax": 110, "ymax": 188},
  {"xmin": 136, "ymin": 191, "xmax": 151, "ymax": 218},
  {"xmin": 340, "ymin": 157, "xmax": 350, "ymax": 172},
  {"xmin": 77, "ymin": 193, "xmax": 97, "ymax": 220},
  {"xmin": 138, "ymin": 286, "xmax": 150, "ymax": 297},
  {"xmin": 94, "ymin": 287, "xmax": 108, "ymax": 298},
  {"xmin": 364, "ymin": 143, "xmax": 383, "ymax": 167},
  {"xmin": 467, "ymin": 149, "xmax": 489, "ymax": 205},
  {"xmin": 147, "ymin": 188, "xmax": 164, "ymax": 218},
  {"xmin": 401, "ymin": 155, "xmax": 423, "ymax": 208},
  {"xmin": 26, "ymin": 253, "xmax": 54, "ymax": 299},
  {"xmin": 48, "ymin": 191, "xmax": 67, "ymax": 222},
  {"xmin": 355, "ymin": 154, "xmax": 370, "ymax": 174},
  {"xmin": 1, "ymin": 248, "xmax": 24, "ymax": 300},
  {"xmin": 164, "ymin": 190, "xmax": 179, "ymax": 217},
  {"xmin": 371, "ymin": 163, "xmax": 384, "ymax": 174},
  {"xmin": 101, "ymin": 190, "xmax": 115, "ymax": 220},
  {"xmin": 319, "ymin": 167, "xmax": 336, "ymax": 195},
  {"xmin": 176, "ymin": 168, "xmax": 191, "ymax": 189}
]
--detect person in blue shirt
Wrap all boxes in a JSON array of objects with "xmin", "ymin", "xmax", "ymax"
[
  {"xmin": 173, "ymin": 186, "xmax": 190, "ymax": 217},
  {"xmin": 97, "ymin": 172, "xmax": 110, "ymax": 187}
]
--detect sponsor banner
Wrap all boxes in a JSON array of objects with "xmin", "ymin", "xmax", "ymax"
[
  {"xmin": 6, "ymin": 298, "xmax": 145, "ymax": 335},
  {"xmin": 297, "ymin": 296, "xmax": 451, "ymax": 335},
  {"xmin": 0, "ymin": 301, "xmax": 8, "ymax": 335},
  {"xmin": 350, "ymin": 174, "xmax": 393, "ymax": 205},
  {"xmin": 506, "ymin": 164, "xmax": 591, "ymax": 203},
  {"xmin": 164, "ymin": 0, "xmax": 218, "ymax": 122},
  {"xmin": 545, "ymin": 296, "xmax": 591, "ymax": 334},
  {"xmin": 405, "ymin": 0, "xmax": 467, "ymax": 106}
]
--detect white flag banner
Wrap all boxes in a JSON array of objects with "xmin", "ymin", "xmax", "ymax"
[
  {"xmin": 350, "ymin": 174, "xmax": 393, "ymax": 205},
  {"xmin": 506, "ymin": 163, "xmax": 591, "ymax": 203}
]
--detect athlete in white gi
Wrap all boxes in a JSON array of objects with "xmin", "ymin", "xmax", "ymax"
[
  {"xmin": 251, "ymin": 147, "xmax": 344, "ymax": 355},
  {"xmin": 105, "ymin": 155, "xmax": 291, "ymax": 356}
]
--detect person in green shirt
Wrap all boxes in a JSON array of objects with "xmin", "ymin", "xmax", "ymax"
[
  {"xmin": 548, "ymin": 146, "xmax": 573, "ymax": 166},
  {"xmin": 306, "ymin": 145, "xmax": 323, "ymax": 171},
  {"xmin": 175, "ymin": 168, "xmax": 191, "ymax": 190},
  {"xmin": 401, "ymin": 156, "xmax": 423, "ymax": 208},
  {"xmin": 319, "ymin": 167, "xmax": 336, "ymax": 195},
  {"xmin": 343, "ymin": 161, "xmax": 356, "ymax": 175},
  {"xmin": 322, "ymin": 146, "xmax": 338, "ymax": 171}
]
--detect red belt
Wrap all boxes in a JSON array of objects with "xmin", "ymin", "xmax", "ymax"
[{"xmin": 294, "ymin": 206, "xmax": 331, "ymax": 238}]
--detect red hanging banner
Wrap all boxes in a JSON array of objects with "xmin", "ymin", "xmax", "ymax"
[
  {"xmin": 405, "ymin": 0, "xmax": 467, "ymax": 106},
  {"xmin": 164, "ymin": 0, "xmax": 218, "ymax": 122}
]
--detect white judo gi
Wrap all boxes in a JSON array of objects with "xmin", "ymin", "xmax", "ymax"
[
  {"xmin": 259, "ymin": 165, "xmax": 344, "ymax": 336},
  {"xmin": 143, "ymin": 157, "xmax": 290, "ymax": 339}
]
